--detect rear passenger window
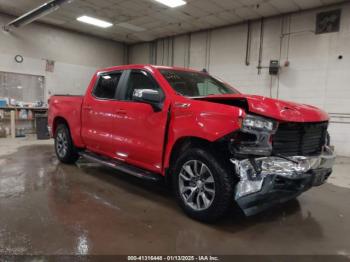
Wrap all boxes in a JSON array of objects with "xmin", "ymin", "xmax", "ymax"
[{"xmin": 93, "ymin": 72, "xmax": 122, "ymax": 99}]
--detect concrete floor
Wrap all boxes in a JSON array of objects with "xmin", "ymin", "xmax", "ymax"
[{"xmin": 0, "ymin": 136, "xmax": 350, "ymax": 255}]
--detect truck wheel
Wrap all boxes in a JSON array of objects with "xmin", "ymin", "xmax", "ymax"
[
  {"xmin": 172, "ymin": 148, "xmax": 234, "ymax": 223},
  {"xmin": 54, "ymin": 124, "xmax": 79, "ymax": 164}
]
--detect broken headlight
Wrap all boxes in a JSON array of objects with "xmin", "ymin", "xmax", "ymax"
[
  {"xmin": 242, "ymin": 114, "xmax": 277, "ymax": 132},
  {"xmin": 229, "ymin": 115, "xmax": 278, "ymax": 156}
]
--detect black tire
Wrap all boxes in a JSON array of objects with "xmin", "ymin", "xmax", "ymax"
[
  {"xmin": 54, "ymin": 123, "xmax": 79, "ymax": 164},
  {"xmin": 172, "ymin": 147, "xmax": 234, "ymax": 223}
]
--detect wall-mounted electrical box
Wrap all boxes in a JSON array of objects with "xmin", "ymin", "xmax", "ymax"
[{"xmin": 269, "ymin": 60, "xmax": 280, "ymax": 75}]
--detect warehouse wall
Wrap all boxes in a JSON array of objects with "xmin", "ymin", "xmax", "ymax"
[
  {"xmin": 128, "ymin": 43, "xmax": 151, "ymax": 64},
  {"xmin": 0, "ymin": 13, "xmax": 125, "ymax": 97},
  {"xmin": 128, "ymin": 2, "xmax": 350, "ymax": 156}
]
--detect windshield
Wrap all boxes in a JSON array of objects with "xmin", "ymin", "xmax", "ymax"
[{"xmin": 159, "ymin": 69, "xmax": 239, "ymax": 97}]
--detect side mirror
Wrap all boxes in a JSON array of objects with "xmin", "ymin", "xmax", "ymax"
[{"xmin": 132, "ymin": 89, "xmax": 163, "ymax": 111}]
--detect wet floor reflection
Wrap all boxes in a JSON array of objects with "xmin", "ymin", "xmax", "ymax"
[{"xmin": 0, "ymin": 145, "xmax": 349, "ymax": 255}]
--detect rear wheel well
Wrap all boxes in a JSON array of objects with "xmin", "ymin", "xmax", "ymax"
[{"xmin": 53, "ymin": 117, "xmax": 69, "ymax": 136}]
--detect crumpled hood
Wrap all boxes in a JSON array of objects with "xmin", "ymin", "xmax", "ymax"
[{"xmin": 197, "ymin": 94, "xmax": 329, "ymax": 122}]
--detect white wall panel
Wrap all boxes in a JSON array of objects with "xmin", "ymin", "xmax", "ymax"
[
  {"xmin": 0, "ymin": 13, "xmax": 124, "ymax": 99},
  {"xmin": 45, "ymin": 62, "xmax": 97, "ymax": 96},
  {"xmin": 189, "ymin": 32, "xmax": 207, "ymax": 70},
  {"xmin": 173, "ymin": 35, "xmax": 189, "ymax": 67},
  {"xmin": 155, "ymin": 38, "xmax": 173, "ymax": 66},
  {"xmin": 129, "ymin": 43, "xmax": 151, "ymax": 64},
  {"xmin": 0, "ymin": 53, "xmax": 96, "ymax": 97}
]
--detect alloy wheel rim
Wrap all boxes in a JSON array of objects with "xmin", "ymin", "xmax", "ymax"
[
  {"xmin": 56, "ymin": 130, "xmax": 68, "ymax": 158},
  {"xmin": 179, "ymin": 160, "xmax": 215, "ymax": 211}
]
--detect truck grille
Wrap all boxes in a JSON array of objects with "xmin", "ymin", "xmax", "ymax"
[{"xmin": 272, "ymin": 122, "xmax": 328, "ymax": 156}]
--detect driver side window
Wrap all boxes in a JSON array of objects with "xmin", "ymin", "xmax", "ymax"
[{"xmin": 125, "ymin": 70, "xmax": 161, "ymax": 101}]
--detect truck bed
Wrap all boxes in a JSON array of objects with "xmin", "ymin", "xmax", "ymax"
[{"xmin": 48, "ymin": 95, "xmax": 84, "ymax": 146}]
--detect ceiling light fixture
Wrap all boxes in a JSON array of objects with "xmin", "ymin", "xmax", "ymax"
[
  {"xmin": 154, "ymin": 0, "xmax": 186, "ymax": 8},
  {"xmin": 3, "ymin": 0, "xmax": 72, "ymax": 32},
  {"xmin": 77, "ymin": 16, "xmax": 113, "ymax": 28}
]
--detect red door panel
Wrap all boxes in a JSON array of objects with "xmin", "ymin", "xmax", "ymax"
[
  {"xmin": 112, "ymin": 101, "xmax": 168, "ymax": 172},
  {"xmin": 82, "ymin": 99, "xmax": 121, "ymax": 157},
  {"xmin": 81, "ymin": 71, "xmax": 123, "ymax": 157}
]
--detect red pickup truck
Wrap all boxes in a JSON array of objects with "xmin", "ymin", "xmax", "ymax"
[{"xmin": 48, "ymin": 64, "xmax": 336, "ymax": 222}]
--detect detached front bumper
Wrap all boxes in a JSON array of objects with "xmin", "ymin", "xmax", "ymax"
[{"xmin": 231, "ymin": 146, "xmax": 336, "ymax": 216}]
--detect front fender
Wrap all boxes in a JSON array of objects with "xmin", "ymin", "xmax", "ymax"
[{"xmin": 163, "ymin": 100, "xmax": 245, "ymax": 170}]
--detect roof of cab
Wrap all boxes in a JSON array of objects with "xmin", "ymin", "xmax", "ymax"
[{"xmin": 96, "ymin": 64, "xmax": 205, "ymax": 74}]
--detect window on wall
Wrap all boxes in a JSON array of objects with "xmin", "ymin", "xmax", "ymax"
[
  {"xmin": 93, "ymin": 72, "xmax": 122, "ymax": 99},
  {"xmin": 0, "ymin": 72, "xmax": 45, "ymax": 102},
  {"xmin": 316, "ymin": 9, "xmax": 341, "ymax": 34}
]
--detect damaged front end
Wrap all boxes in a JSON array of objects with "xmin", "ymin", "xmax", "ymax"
[
  {"xmin": 228, "ymin": 115, "xmax": 336, "ymax": 216},
  {"xmin": 231, "ymin": 147, "xmax": 335, "ymax": 216}
]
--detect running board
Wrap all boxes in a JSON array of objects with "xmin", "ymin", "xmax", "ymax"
[{"xmin": 79, "ymin": 151, "xmax": 162, "ymax": 182}]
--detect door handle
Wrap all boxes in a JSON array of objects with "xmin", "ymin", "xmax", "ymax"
[
  {"xmin": 83, "ymin": 106, "xmax": 92, "ymax": 111},
  {"xmin": 115, "ymin": 109, "xmax": 127, "ymax": 115}
]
